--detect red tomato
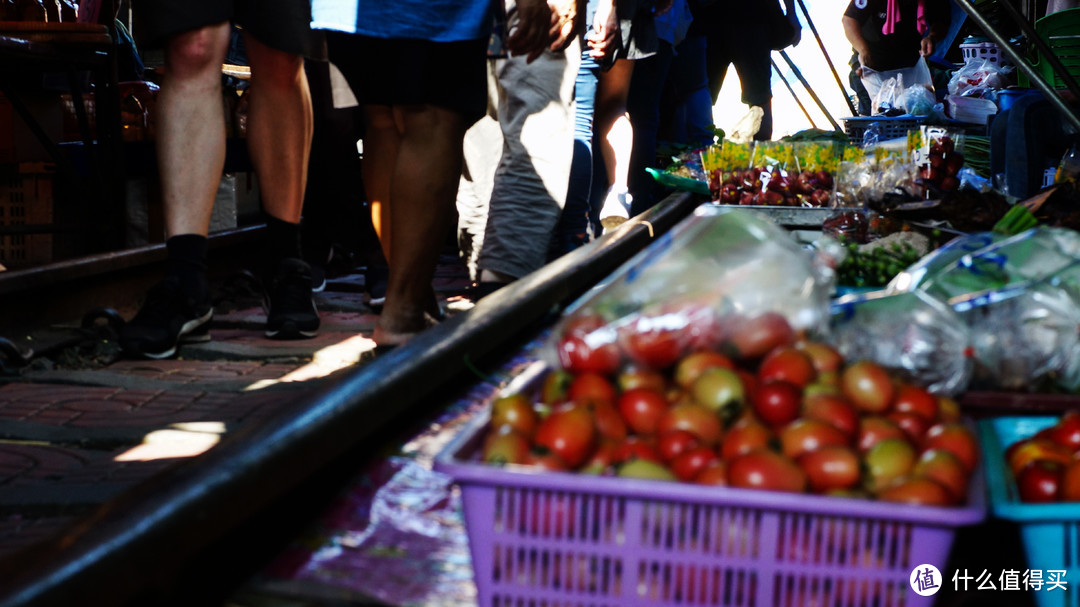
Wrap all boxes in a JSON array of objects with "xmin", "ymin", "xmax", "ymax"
[
  {"xmin": 482, "ymin": 428, "xmax": 531, "ymax": 465},
  {"xmin": 617, "ymin": 366, "xmax": 668, "ymax": 393},
  {"xmin": 522, "ymin": 448, "xmax": 569, "ymax": 471},
  {"xmin": 617, "ymin": 388, "xmax": 670, "ymax": 436},
  {"xmin": 588, "ymin": 400, "xmax": 628, "ymax": 443},
  {"xmin": 877, "ymin": 478, "xmax": 953, "ymax": 506},
  {"xmin": 656, "ymin": 402, "xmax": 723, "ymax": 447},
  {"xmin": 891, "ymin": 384, "xmax": 939, "ymax": 421},
  {"xmin": 728, "ymin": 450, "xmax": 807, "ymax": 493},
  {"xmin": 556, "ymin": 314, "xmax": 620, "ymax": 375},
  {"xmin": 580, "ymin": 440, "xmax": 619, "ymax": 475},
  {"xmin": 724, "ymin": 311, "xmax": 795, "ymax": 361},
  {"xmin": 1017, "ymin": 460, "xmax": 1064, "ymax": 503},
  {"xmin": 1060, "ymin": 459, "xmax": 1080, "ymax": 501},
  {"xmin": 568, "ymin": 372, "xmax": 617, "ymax": 405},
  {"xmin": 657, "ymin": 430, "xmax": 702, "ymax": 462},
  {"xmin": 1006, "ymin": 438, "xmax": 1072, "ymax": 477},
  {"xmin": 671, "ymin": 447, "xmax": 720, "ymax": 482},
  {"xmin": 534, "ymin": 406, "xmax": 596, "ymax": 468},
  {"xmin": 695, "ymin": 460, "xmax": 728, "ymax": 485},
  {"xmin": 857, "ymin": 416, "xmax": 906, "ymax": 453},
  {"xmin": 913, "ymin": 449, "xmax": 968, "ymax": 504},
  {"xmin": 557, "ymin": 334, "xmax": 621, "ymax": 375},
  {"xmin": 490, "ymin": 393, "xmax": 539, "ymax": 438},
  {"xmin": 612, "ymin": 436, "xmax": 662, "ymax": 465},
  {"xmin": 840, "ymin": 360, "xmax": 894, "ymax": 414},
  {"xmin": 1044, "ymin": 412, "xmax": 1080, "ymax": 452},
  {"xmin": 758, "ymin": 347, "xmax": 816, "ymax": 388},
  {"xmin": 802, "ymin": 393, "xmax": 859, "ymax": 439},
  {"xmin": 798, "ymin": 445, "xmax": 860, "ymax": 493},
  {"xmin": 720, "ymin": 419, "xmax": 776, "ymax": 460},
  {"xmin": 887, "ymin": 411, "xmax": 931, "ymax": 444},
  {"xmin": 619, "ymin": 315, "xmax": 685, "ymax": 370},
  {"xmin": 674, "ymin": 351, "xmax": 734, "ymax": 388},
  {"xmin": 751, "ymin": 380, "xmax": 803, "ymax": 428},
  {"xmin": 923, "ymin": 422, "xmax": 979, "ymax": 473},
  {"xmin": 779, "ymin": 418, "xmax": 850, "ymax": 460},
  {"xmin": 796, "ymin": 340, "xmax": 844, "ymax": 375}
]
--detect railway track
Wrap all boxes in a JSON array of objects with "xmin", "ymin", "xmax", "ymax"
[{"xmin": 0, "ymin": 192, "xmax": 702, "ymax": 607}]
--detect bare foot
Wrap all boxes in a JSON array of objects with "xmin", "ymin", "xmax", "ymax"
[{"xmin": 372, "ymin": 311, "xmax": 440, "ymax": 347}]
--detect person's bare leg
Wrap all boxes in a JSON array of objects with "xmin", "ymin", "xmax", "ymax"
[
  {"xmin": 243, "ymin": 32, "xmax": 311, "ymax": 225},
  {"xmin": 373, "ymin": 104, "xmax": 466, "ymax": 345},
  {"xmin": 362, "ymin": 107, "xmax": 399, "ymax": 262},
  {"xmin": 158, "ymin": 22, "xmax": 231, "ymax": 237},
  {"xmin": 595, "ymin": 59, "xmax": 635, "ymax": 194}
]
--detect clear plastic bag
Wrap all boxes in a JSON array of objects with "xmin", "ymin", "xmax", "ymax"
[
  {"xmin": 948, "ymin": 58, "xmax": 1007, "ymax": 98},
  {"xmin": 829, "ymin": 289, "xmax": 973, "ymax": 395},
  {"xmin": 861, "ymin": 57, "xmax": 933, "ymax": 116},
  {"xmin": 544, "ymin": 207, "xmax": 832, "ymax": 373}
]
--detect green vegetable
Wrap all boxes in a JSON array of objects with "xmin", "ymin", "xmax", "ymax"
[{"xmin": 992, "ymin": 205, "xmax": 1038, "ymax": 235}]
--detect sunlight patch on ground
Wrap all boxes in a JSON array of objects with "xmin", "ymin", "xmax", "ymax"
[
  {"xmin": 245, "ymin": 333, "xmax": 378, "ymax": 391},
  {"xmin": 114, "ymin": 422, "xmax": 226, "ymax": 462}
]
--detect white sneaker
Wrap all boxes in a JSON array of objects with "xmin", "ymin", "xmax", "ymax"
[{"xmin": 599, "ymin": 188, "xmax": 631, "ymax": 229}]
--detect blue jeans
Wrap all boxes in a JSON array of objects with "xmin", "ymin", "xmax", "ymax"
[{"xmin": 550, "ymin": 47, "xmax": 599, "ymax": 257}]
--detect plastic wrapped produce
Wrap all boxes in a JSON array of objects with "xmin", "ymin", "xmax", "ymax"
[
  {"xmin": 953, "ymin": 281, "xmax": 1080, "ymax": 391},
  {"xmin": 830, "ymin": 290, "xmax": 973, "ymax": 395},
  {"xmin": 545, "ymin": 207, "xmax": 832, "ymax": 374}
]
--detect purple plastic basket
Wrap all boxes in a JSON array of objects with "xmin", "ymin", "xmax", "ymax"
[{"xmin": 435, "ymin": 412, "xmax": 986, "ymax": 607}]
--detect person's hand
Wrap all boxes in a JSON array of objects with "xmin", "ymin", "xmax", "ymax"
[
  {"xmin": 586, "ymin": 0, "xmax": 618, "ymax": 61},
  {"xmin": 920, "ymin": 36, "xmax": 935, "ymax": 58},
  {"xmin": 856, "ymin": 49, "xmax": 874, "ymax": 76},
  {"xmin": 509, "ymin": 0, "xmax": 575, "ymax": 62}
]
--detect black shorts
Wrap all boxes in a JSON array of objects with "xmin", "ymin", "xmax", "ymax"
[
  {"xmin": 132, "ymin": 0, "xmax": 325, "ymax": 59},
  {"xmin": 327, "ymin": 32, "xmax": 488, "ymax": 125}
]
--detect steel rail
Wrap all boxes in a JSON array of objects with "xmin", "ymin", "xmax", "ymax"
[
  {"xmin": 778, "ymin": 49, "xmax": 844, "ymax": 132},
  {"xmin": 0, "ymin": 192, "xmax": 702, "ymax": 607},
  {"xmin": 795, "ymin": 0, "xmax": 857, "ymax": 116},
  {"xmin": 772, "ymin": 58, "xmax": 817, "ymax": 127}
]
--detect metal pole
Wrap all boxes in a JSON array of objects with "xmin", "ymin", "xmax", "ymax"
[
  {"xmin": 772, "ymin": 58, "xmax": 817, "ymax": 128},
  {"xmin": 986, "ymin": 0, "xmax": 1080, "ymax": 102},
  {"xmin": 777, "ymin": 49, "xmax": 844, "ymax": 132},
  {"xmin": 795, "ymin": 0, "xmax": 858, "ymax": 116},
  {"xmin": 954, "ymin": 0, "xmax": 1080, "ymax": 132}
]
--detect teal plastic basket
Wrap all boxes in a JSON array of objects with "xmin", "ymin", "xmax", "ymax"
[{"xmin": 979, "ymin": 416, "xmax": 1080, "ymax": 607}]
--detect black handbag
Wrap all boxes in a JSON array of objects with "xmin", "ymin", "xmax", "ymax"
[{"xmin": 766, "ymin": 0, "xmax": 796, "ymax": 51}]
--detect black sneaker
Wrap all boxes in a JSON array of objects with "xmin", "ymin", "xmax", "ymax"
[
  {"xmin": 119, "ymin": 276, "xmax": 213, "ymax": 359},
  {"xmin": 265, "ymin": 258, "xmax": 320, "ymax": 339}
]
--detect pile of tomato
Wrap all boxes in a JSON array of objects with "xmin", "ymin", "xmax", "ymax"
[
  {"xmin": 480, "ymin": 308, "xmax": 979, "ymax": 506},
  {"xmin": 1005, "ymin": 412, "xmax": 1080, "ymax": 503}
]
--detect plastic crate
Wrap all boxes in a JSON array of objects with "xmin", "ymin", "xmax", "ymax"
[
  {"xmin": 842, "ymin": 116, "xmax": 926, "ymax": 145},
  {"xmin": 979, "ymin": 417, "xmax": 1080, "ymax": 607},
  {"xmin": 437, "ymin": 411, "xmax": 986, "ymax": 607},
  {"xmin": 0, "ymin": 164, "xmax": 53, "ymax": 268},
  {"xmin": 1019, "ymin": 7, "xmax": 1080, "ymax": 89}
]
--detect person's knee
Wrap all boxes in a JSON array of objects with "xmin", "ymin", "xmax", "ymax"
[
  {"xmin": 247, "ymin": 38, "xmax": 305, "ymax": 92},
  {"xmin": 165, "ymin": 23, "xmax": 230, "ymax": 81}
]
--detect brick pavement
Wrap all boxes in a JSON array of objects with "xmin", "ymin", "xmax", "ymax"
[{"xmin": 0, "ymin": 256, "xmax": 476, "ymax": 564}]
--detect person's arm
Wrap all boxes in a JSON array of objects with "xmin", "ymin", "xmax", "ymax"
[
  {"xmin": 784, "ymin": 0, "xmax": 802, "ymax": 47},
  {"xmin": 586, "ymin": 0, "xmax": 618, "ymax": 61},
  {"xmin": 920, "ymin": 0, "xmax": 951, "ymax": 57},
  {"xmin": 508, "ymin": 0, "xmax": 579, "ymax": 62},
  {"xmin": 843, "ymin": 14, "xmax": 872, "ymax": 74}
]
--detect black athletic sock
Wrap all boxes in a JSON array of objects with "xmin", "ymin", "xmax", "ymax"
[
  {"xmin": 265, "ymin": 213, "xmax": 303, "ymax": 267},
  {"xmin": 165, "ymin": 234, "xmax": 209, "ymax": 304}
]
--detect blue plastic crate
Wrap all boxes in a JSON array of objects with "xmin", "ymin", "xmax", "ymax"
[{"xmin": 979, "ymin": 416, "xmax": 1080, "ymax": 607}]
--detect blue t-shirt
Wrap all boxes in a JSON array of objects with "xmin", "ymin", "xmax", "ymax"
[{"xmin": 312, "ymin": 0, "xmax": 495, "ymax": 42}]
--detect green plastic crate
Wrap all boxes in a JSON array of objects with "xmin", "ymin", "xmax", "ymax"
[{"xmin": 1019, "ymin": 7, "xmax": 1080, "ymax": 90}]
